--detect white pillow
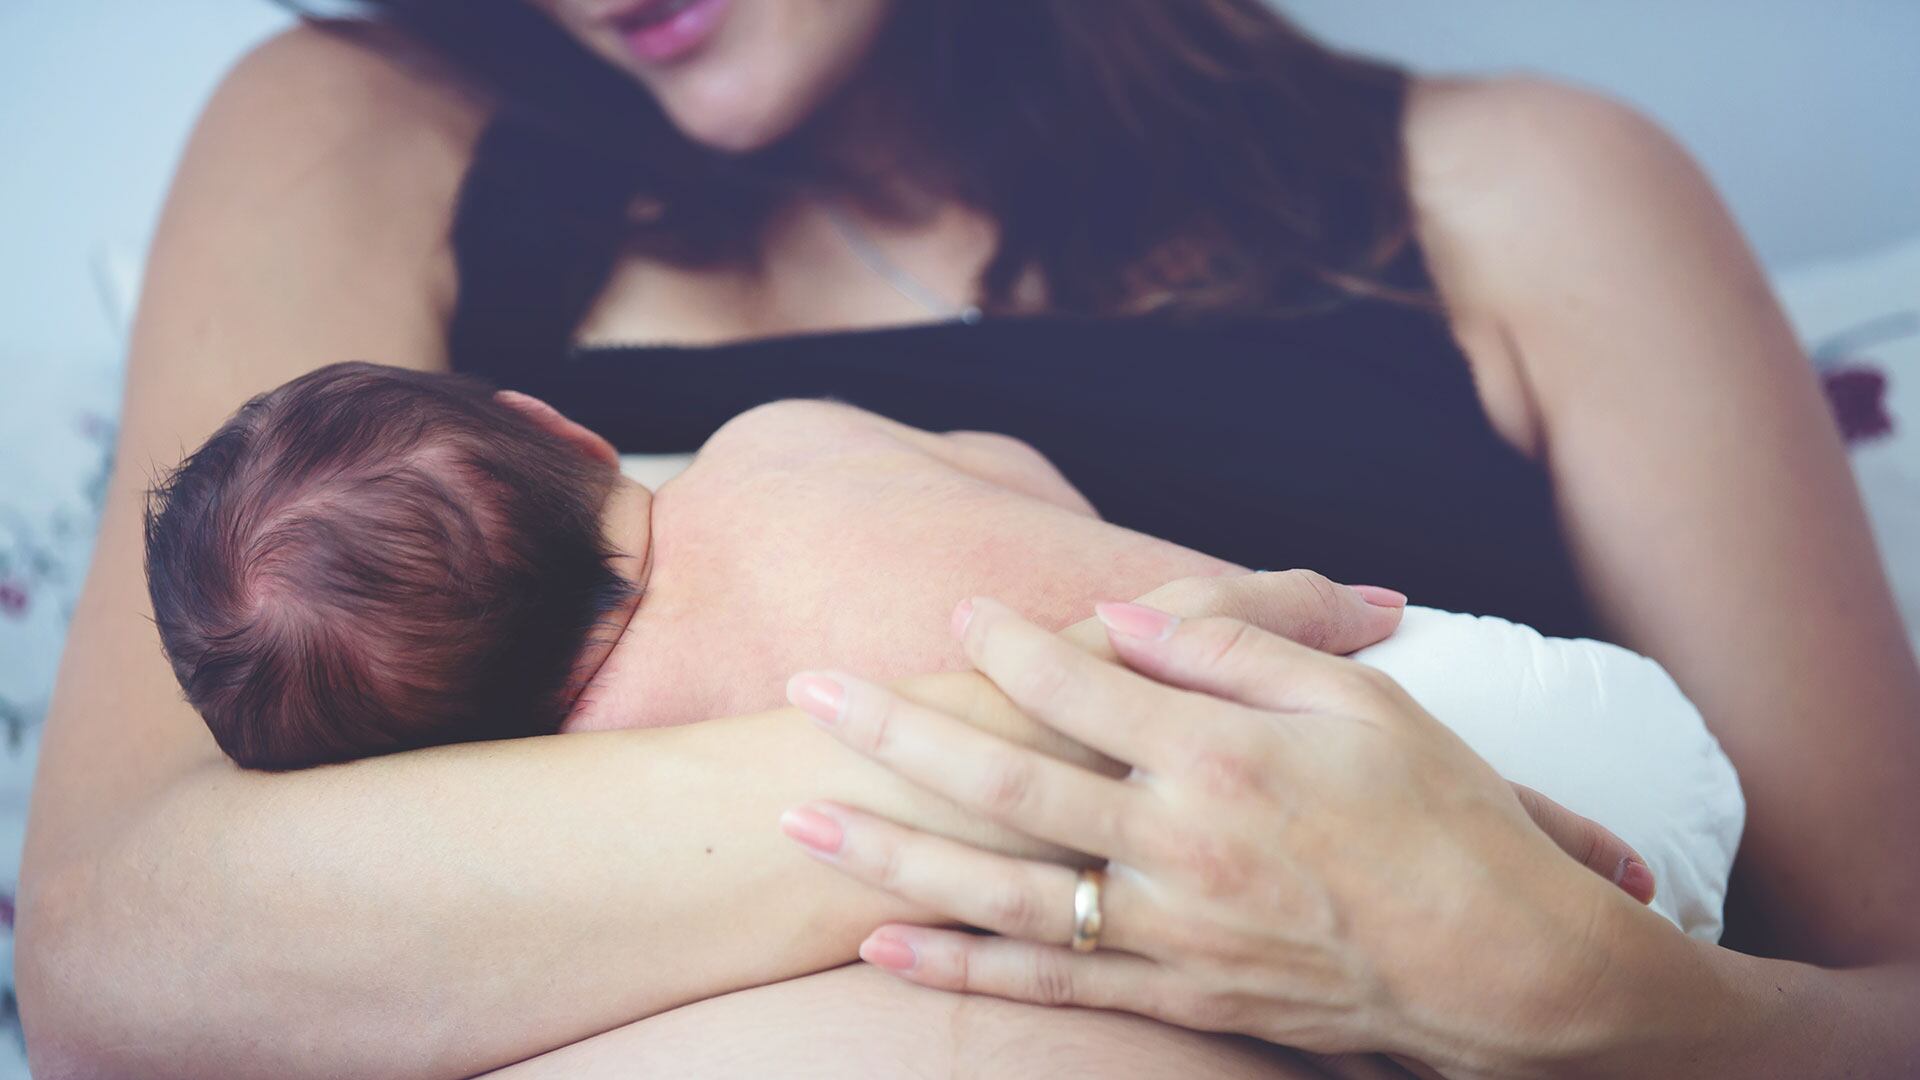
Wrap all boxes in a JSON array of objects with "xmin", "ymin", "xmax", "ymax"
[{"xmin": 1355, "ymin": 608, "xmax": 1743, "ymax": 941}]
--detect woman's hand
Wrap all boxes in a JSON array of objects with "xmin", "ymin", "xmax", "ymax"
[
  {"xmin": 1022, "ymin": 571, "xmax": 1656, "ymax": 896},
  {"xmin": 951, "ymin": 570, "xmax": 1409, "ymax": 780},
  {"xmin": 779, "ymin": 596, "xmax": 1676, "ymax": 1075}
]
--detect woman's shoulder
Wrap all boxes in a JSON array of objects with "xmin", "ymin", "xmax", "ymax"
[
  {"xmin": 1403, "ymin": 74, "xmax": 1710, "ymax": 244},
  {"xmin": 219, "ymin": 21, "xmax": 491, "ymax": 155},
  {"xmin": 185, "ymin": 22, "xmax": 490, "ymax": 246},
  {"xmin": 1399, "ymin": 75, "xmax": 1746, "ymax": 453},
  {"xmin": 145, "ymin": 22, "xmax": 496, "ymax": 369},
  {"xmin": 125, "ymin": 21, "xmax": 498, "ymax": 432},
  {"xmin": 1403, "ymin": 73, "xmax": 1735, "ymax": 312}
]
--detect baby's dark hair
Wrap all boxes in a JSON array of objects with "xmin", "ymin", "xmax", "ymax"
[{"xmin": 144, "ymin": 362, "xmax": 632, "ymax": 770}]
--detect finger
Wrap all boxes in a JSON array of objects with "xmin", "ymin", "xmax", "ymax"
[
  {"xmin": 1058, "ymin": 571, "xmax": 1403, "ymax": 660},
  {"xmin": 789, "ymin": 670, "xmax": 1154, "ymax": 859},
  {"xmin": 857, "ymin": 925, "xmax": 1172, "ymax": 1015},
  {"xmin": 1510, "ymin": 783, "xmax": 1657, "ymax": 905},
  {"xmin": 1138, "ymin": 571, "xmax": 1406, "ymax": 656},
  {"xmin": 953, "ymin": 597, "xmax": 1204, "ymax": 770},
  {"xmin": 779, "ymin": 803, "xmax": 1158, "ymax": 951},
  {"xmin": 1095, "ymin": 604, "xmax": 1396, "ymax": 717}
]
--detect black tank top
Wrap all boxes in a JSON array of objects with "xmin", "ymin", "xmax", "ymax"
[{"xmin": 448, "ymin": 118, "xmax": 1602, "ymax": 641}]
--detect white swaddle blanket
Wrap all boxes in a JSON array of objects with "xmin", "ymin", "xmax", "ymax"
[{"xmin": 1349, "ymin": 608, "xmax": 1745, "ymax": 941}]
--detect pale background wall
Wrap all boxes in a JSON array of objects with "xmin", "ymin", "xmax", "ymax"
[
  {"xmin": 1283, "ymin": 0, "xmax": 1920, "ymax": 269},
  {"xmin": 1, "ymin": 0, "xmax": 1917, "ymax": 373}
]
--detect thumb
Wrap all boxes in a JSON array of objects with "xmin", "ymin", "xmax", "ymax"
[{"xmin": 1510, "ymin": 783, "xmax": 1657, "ymax": 905}]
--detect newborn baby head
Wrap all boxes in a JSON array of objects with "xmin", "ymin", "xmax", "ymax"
[{"xmin": 144, "ymin": 362, "xmax": 634, "ymax": 770}]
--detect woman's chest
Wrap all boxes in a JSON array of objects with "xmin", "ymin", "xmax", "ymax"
[{"xmin": 573, "ymin": 203, "xmax": 999, "ymax": 350}]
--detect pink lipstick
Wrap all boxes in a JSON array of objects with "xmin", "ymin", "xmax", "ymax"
[{"xmin": 610, "ymin": 0, "xmax": 732, "ymax": 64}]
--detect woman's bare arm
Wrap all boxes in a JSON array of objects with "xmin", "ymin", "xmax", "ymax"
[
  {"xmin": 1412, "ymin": 77, "xmax": 1920, "ymax": 1073},
  {"xmin": 25, "ymin": 699, "xmax": 1050, "ymax": 1078}
]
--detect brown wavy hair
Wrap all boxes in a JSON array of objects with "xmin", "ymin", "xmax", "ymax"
[{"xmin": 288, "ymin": 0, "xmax": 1415, "ymax": 317}]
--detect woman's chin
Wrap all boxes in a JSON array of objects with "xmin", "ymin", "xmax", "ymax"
[
  {"xmin": 670, "ymin": 112, "xmax": 791, "ymax": 155},
  {"xmin": 654, "ymin": 80, "xmax": 813, "ymax": 154}
]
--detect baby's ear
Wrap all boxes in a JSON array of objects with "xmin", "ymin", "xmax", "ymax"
[{"xmin": 495, "ymin": 390, "xmax": 620, "ymax": 468}]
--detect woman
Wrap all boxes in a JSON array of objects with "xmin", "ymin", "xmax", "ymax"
[{"xmin": 17, "ymin": 0, "xmax": 1919, "ymax": 1075}]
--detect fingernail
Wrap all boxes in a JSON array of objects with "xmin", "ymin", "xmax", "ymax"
[
  {"xmin": 1094, "ymin": 601, "xmax": 1179, "ymax": 642},
  {"xmin": 950, "ymin": 598, "xmax": 976, "ymax": 639},
  {"xmin": 779, "ymin": 806, "xmax": 845, "ymax": 855},
  {"xmin": 786, "ymin": 673, "xmax": 846, "ymax": 727},
  {"xmin": 1350, "ymin": 585, "xmax": 1409, "ymax": 609},
  {"xmin": 860, "ymin": 933, "xmax": 919, "ymax": 972},
  {"xmin": 1614, "ymin": 857, "xmax": 1657, "ymax": 904}
]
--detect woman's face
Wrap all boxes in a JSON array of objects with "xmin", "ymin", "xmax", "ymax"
[{"xmin": 527, "ymin": 0, "xmax": 898, "ymax": 153}]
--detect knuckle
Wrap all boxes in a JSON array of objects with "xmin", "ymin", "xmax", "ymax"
[
  {"xmin": 1295, "ymin": 569, "xmax": 1344, "ymax": 613},
  {"xmin": 983, "ymin": 876, "xmax": 1041, "ymax": 935},
  {"xmin": 1027, "ymin": 951, "xmax": 1079, "ymax": 1007},
  {"xmin": 1191, "ymin": 618, "xmax": 1261, "ymax": 674},
  {"xmin": 951, "ymin": 938, "xmax": 975, "ymax": 992},
  {"xmin": 1582, "ymin": 834, "xmax": 1611, "ymax": 873},
  {"xmin": 1576, "ymin": 822, "xmax": 1614, "ymax": 869},
  {"xmin": 859, "ymin": 691, "xmax": 903, "ymax": 757},
  {"xmin": 870, "ymin": 835, "xmax": 910, "ymax": 894},
  {"xmin": 1171, "ymin": 830, "xmax": 1248, "ymax": 897},
  {"xmin": 975, "ymin": 750, "xmax": 1041, "ymax": 817},
  {"xmin": 1284, "ymin": 570, "xmax": 1346, "ymax": 652},
  {"xmin": 1326, "ymin": 661, "xmax": 1395, "ymax": 707},
  {"xmin": 1184, "ymin": 747, "xmax": 1263, "ymax": 801},
  {"xmin": 1005, "ymin": 650, "xmax": 1078, "ymax": 711}
]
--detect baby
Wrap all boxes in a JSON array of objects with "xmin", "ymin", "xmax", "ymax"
[
  {"xmin": 146, "ymin": 361, "xmax": 1229, "ymax": 768},
  {"xmin": 147, "ymin": 362, "xmax": 1740, "ymax": 937}
]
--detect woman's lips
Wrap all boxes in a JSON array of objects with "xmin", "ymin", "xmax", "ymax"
[{"xmin": 611, "ymin": 0, "xmax": 732, "ymax": 64}]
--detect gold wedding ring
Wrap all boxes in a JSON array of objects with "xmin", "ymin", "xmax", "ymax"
[{"xmin": 1070, "ymin": 867, "xmax": 1107, "ymax": 953}]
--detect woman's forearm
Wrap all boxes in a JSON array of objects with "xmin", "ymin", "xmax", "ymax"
[
  {"xmin": 19, "ymin": 675, "xmax": 1046, "ymax": 1080},
  {"xmin": 1537, "ymin": 903, "xmax": 1920, "ymax": 1080},
  {"xmin": 1705, "ymin": 955, "xmax": 1920, "ymax": 1079}
]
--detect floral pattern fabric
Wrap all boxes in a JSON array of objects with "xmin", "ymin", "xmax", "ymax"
[{"xmin": 0, "ymin": 355, "xmax": 120, "ymax": 1074}]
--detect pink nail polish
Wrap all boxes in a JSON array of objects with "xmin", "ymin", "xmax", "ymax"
[
  {"xmin": 860, "ymin": 934, "xmax": 919, "ymax": 972},
  {"xmin": 1615, "ymin": 857, "xmax": 1657, "ymax": 904},
  {"xmin": 950, "ymin": 598, "xmax": 976, "ymax": 639},
  {"xmin": 1351, "ymin": 585, "xmax": 1409, "ymax": 609},
  {"xmin": 780, "ymin": 806, "xmax": 845, "ymax": 855},
  {"xmin": 787, "ymin": 673, "xmax": 846, "ymax": 727},
  {"xmin": 1094, "ymin": 601, "xmax": 1180, "ymax": 641}
]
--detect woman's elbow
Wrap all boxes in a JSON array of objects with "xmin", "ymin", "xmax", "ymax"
[{"xmin": 14, "ymin": 857, "xmax": 124, "ymax": 1079}]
